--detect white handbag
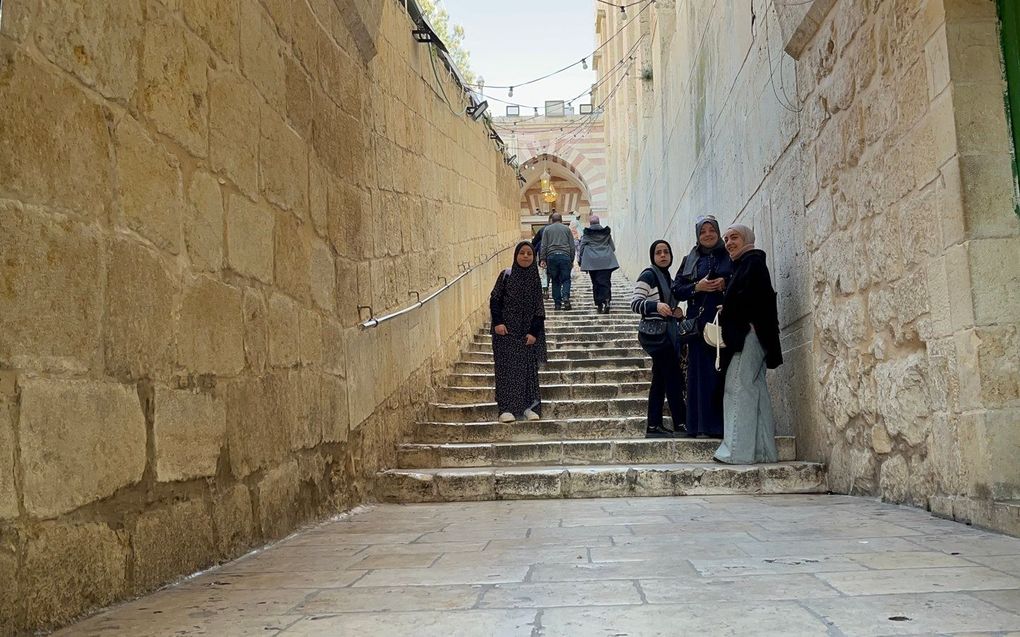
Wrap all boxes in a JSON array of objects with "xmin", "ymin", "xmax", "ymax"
[{"xmin": 703, "ymin": 309, "xmax": 725, "ymax": 371}]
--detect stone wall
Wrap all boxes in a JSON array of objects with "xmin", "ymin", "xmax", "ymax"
[
  {"xmin": 0, "ymin": 0, "xmax": 519, "ymax": 633},
  {"xmin": 599, "ymin": 0, "xmax": 1020, "ymax": 532}
]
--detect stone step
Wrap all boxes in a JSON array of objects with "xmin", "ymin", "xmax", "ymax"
[
  {"xmin": 466, "ymin": 341, "xmax": 643, "ymax": 353},
  {"xmin": 541, "ymin": 327, "xmax": 638, "ymax": 336},
  {"xmin": 484, "ymin": 318, "xmax": 641, "ymax": 328},
  {"xmin": 446, "ymin": 369, "xmax": 650, "ymax": 388},
  {"xmin": 411, "ymin": 416, "xmax": 677, "ymax": 443},
  {"xmin": 376, "ymin": 462, "xmax": 827, "ymax": 502},
  {"xmin": 460, "ymin": 348, "xmax": 646, "ymax": 363},
  {"xmin": 427, "ymin": 397, "xmax": 662, "ymax": 423},
  {"xmin": 453, "ymin": 357, "xmax": 650, "ymax": 374},
  {"xmin": 439, "ymin": 381, "xmax": 650, "ymax": 403},
  {"xmin": 396, "ymin": 437, "xmax": 796, "ymax": 468},
  {"xmin": 472, "ymin": 336, "xmax": 641, "ymax": 349}
]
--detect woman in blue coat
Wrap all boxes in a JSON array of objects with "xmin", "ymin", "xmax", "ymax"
[{"xmin": 672, "ymin": 216, "xmax": 732, "ymax": 438}]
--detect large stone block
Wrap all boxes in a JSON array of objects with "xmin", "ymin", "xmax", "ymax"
[
  {"xmin": 209, "ymin": 71, "xmax": 261, "ymax": 196},
  {"xmin": 0, "ymin": 202, "xmax": 101, "ymax": 371},
  {"xmin": 32, "ymin": 0, "xmax": 143, "ymax": 101},
  {"xmin": 138, "ymin": 4, "xmax": 209, "ymax": 157},
  {"xmin": 114, "ymin": 115, "xmax": 184, "ymax": 253},
  {"xmin": 299, "ymin": 308, "xmax": 322, "ymax": 366},
  {"xmin": 874, "ymin": 353, "xmax": 932, "ymax": 447},
  {"xmin": 968, "ymin": 237, "xmax": 1020, "ymax": 326},
  {"xmin": 185, "ymin": 171, "xmax": 224, "ymax": 272},
  {"xmin": 0, "ymin": 548, "xmax": 18, "ymax": 633},
  {"xmin": 274, "ymin": 212, "xmax": 311, "ymax": 302},
  {"xmin": 177, "ymin": 275, "xmax": 245, "ymax": 375},
  {"xmin": 182, "ymin": 0, "xmax": 240, "ymax": 64},
  {"xmin": 312, "ymin": 88, "xmax": 364, "ymax": 180},
  {"xmin": 0, "ymin": 400, "xmax": 16, "ymax": 520},
  {"xmin": 239, "ymin": 0, "xmax": 286, "ymax": 112},
  {"xmin": 285, "ymin": 54, "xmax": 313, "ymax": 139},
  {"xmin": 321, "ymin": 319, "xmax": 346, "ymax": 376},
  {"xmin": 211, "ymin": 484, "xmax": 254, "ymax": 558},
  {"xmin": 267, "ymin": 293, "xmax": 301, "ymax": 367},
  {"xmin": 260, "ymin": 108, "xmax": 308, "ymax": 215},
  {"xmin": 132, "ymin": 499, "xmax": 215, "ymax": 592},
  {"xmin": 20, "ymin": 379, "xmax": 146, "ymax": 518},
  {"xmin": 105, "ymin": 237, "xmax": 178, "ymax": 380},
  {"xmin": 154, "ymin": 387, "xmax": 226, "ymax": 482},
  {"xmin": 226, "ymin": 194, "xmax": 274, "ymax": 283},
  {"xmin": 256, "ymin": 460, "xmax": 302, "ymax": 539},
  {"xmin": 22, "ymin": 522, "xmax": 127, "ymax": 629},
  {"xmin": 225, "ymin": 374, "xmax": 291, "ymax": 477},
  {"xmin": 0, "ymin": 44, "xmax": 113, "ymax": 218},
  {"xmin": 321, "ymin": 374, "xmax": 350, "ymax": 443}
]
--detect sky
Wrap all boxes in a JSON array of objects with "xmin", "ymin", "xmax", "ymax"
[{"xmin": 442, "ymin": 0, "xmax": 598, "ymax": 116}]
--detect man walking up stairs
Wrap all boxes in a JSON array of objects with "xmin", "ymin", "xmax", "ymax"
[{"xmin": 378, "ymin": 273, "xmax": 824, "ymax": 502}]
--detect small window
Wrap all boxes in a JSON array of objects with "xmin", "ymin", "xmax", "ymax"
[
  {"xmin": 505, "ymin": 105, "xmax": 520, "ymax": 117},
  {"xmin": 579, "ymin": 103, "xmax": 594, "ymax": 115}
]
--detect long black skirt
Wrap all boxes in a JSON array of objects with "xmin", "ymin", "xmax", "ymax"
[
  {"xmin": 492, "ymin": 333, "xmax": 542, "ymax": 417},
  {"xmin": 685, "ymin": 338, "xmax": 724, "ymax": 436}
]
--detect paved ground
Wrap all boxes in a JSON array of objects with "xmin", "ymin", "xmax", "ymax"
[{"xmin": 59, "ymin": 495, "xmax": 1020, "ymax": 636}]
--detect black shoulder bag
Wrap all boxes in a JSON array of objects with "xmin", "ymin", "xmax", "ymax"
[{"xmin": 637, "ymin": 268, "xmax": 679, "ymax": 357}]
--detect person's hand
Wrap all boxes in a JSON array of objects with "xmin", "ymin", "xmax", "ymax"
[
  {"xmin": 525, "ymin": 334, "xmax": 537, "ymax": 346},
  {"xmin": 672, "ymin": 307, "xmax": 685, "ymax": 319},
  {"xmin": 494, "ymin": 324, "xmax": 508, "ymax": 336},
  {"xmin": 695, "ymin": 276, "xmax": 713, "ymax": 292},
  {"xmin": 656, "ymin": 303, "xmax": 673, "ymax": 317},
  {"xmin": 539, "ymin": 260, "xmax": 546, "ymax": 268},
  {"xmin": 707, "ymin": 277, "xmax": 725, "ymax": 291}
]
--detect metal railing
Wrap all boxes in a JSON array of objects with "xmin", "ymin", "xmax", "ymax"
[{"xmin": 358, "ymin": 243, "xmax": 516, "ymax": 330}]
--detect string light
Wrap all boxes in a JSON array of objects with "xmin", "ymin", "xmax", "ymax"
[{"xmin": 582, "ymin": 58, "xmax": 588, "ymax": 70}]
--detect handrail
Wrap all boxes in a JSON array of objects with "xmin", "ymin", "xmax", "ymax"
[{"xmin": 358, "ymin": 243, "xmax": 516, "ymax": 329}]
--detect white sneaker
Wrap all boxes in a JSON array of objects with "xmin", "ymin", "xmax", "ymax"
[
  {"xmin": 523, "ymin": 409, "xmax": 540, "ymax": 421},
  {"xmin": 499, "ymin": 412, "xmax": 515, "ymax": 423}
]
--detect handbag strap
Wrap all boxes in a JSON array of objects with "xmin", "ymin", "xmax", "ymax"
[
  {"xmin": 713, "ymin": 310, "xmax": 722, "ymax": 371},
  {"xmin": 646, "ymin": 267, "xmax": 675, "ymax": 307}
]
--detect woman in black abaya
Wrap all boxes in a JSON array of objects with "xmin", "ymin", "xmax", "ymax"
[{"xmin": 490, "ymin": 242, "xmax": 548, "ymax": 423}]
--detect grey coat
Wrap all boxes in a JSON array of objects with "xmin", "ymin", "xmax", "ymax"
[{"xmin": 578, "ymin": 224, "xmax": 620, "ymax": 272}]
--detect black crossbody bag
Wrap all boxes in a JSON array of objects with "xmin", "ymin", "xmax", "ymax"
[{"xmin": 637, "ymin": 268, "xmax": 679, "ymax": 357}]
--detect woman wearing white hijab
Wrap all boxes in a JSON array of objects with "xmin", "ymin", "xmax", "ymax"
[{"xmin": 713, "ymin": 224, "xmax": 783, "ymax": 464}]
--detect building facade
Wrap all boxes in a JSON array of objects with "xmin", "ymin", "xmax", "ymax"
[{"xmin": 597, "ymin": 0, "xmax": 1020, "ymax": 534}]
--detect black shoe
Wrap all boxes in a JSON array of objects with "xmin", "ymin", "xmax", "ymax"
[
  {"xmin": 645, "ymin": 427, "xmax": 675, "ymax": 439},
  {"xmin": 554, "ymin": 303, "xmax": 562, "ymax": 311},
  {"xmin": 563, "ymin": 301, "xmax": 573, "ymax": 311},
  {"xmin": 674, "ymin": 429, "xmax": 694, "ymax": 438},
  {"xmin": 596, "ymin": 303, "xmax": 605, "ymax": 313},
  {"xmin": 602, "ymin": 303, "xmax": 611, "ymax": 313}
]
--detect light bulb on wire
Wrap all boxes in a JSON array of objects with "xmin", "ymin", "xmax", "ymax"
[
  {"xmin": 582, "ymin": 58, "xmax": 588, "ymax": 70},
  {"xmin": 620, "ymin": 5, "xmax": 627, "ymax": 18},
  {"xmin": 508, "ymin": 86, "xmax": 514, "ymax": 98}
]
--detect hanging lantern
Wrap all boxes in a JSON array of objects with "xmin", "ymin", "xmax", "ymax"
[{"xmin": 540, "ymin": 169, "xmax": 558, "ymax": 204}]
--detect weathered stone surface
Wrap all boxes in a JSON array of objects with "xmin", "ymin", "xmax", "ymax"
[
  {"xmin": 0, "ymin": 45, "xmax": 113, "ymax": 218},
  {"xmin": 875, "ymin": 353, "xmax": 931, "ymax": 447},
  {"xmin": 0, "ymin": 548, "xmax": 18, "ymax": 632},
  {"xmin": 0, "ymin": 202, "xmax": 101, "ymax": 371},
  {"xmin": 22, "ymin": 522, "xmax": 127, "ymax": 629},
  {"xmin": 299, "ymin": 308, "xmax": 322, "ymax": 366},
  {"xmin": 239, "ymin": 0, "xmax": 286, "ymax": 111},
  {"xmin": 225, "ymin": 374, "xmax": 291, "ymax": 478},
  {"xmin": 969, "ymin": 237, "xmax": 1020, "ymax": 326},
  {"xmin": 257, "ymin": 460, "xmax": 302, "ymax": 539},
  {"xmin": 20, "ymin": 379, "xmax": 146, "ymax": 518},
  {"xmin": 211, "ymin": 484, "xmax": 255, "ymax": 558},
  {"xmin": 309, "ymin": 237, "xmax": 336, "ymax": 312},
  {"xmin": 177, "ymin": 275, "xmax": 245, "ymax": 375},
  {"xmin": 154, "ymin": 387, "xmax": 226, "ymax": 482},
  {"xmin": 226, "ymin": 194, "xmax": 274, "ymax": 283},
  {"xmin": 267, "ymin": 293, "xmax": 301, "ymax": 367},
  {"xmin": 0, "ymin": 400, "xmax": 16, "ymax": 520},
  {"xmin": 182, "ymin": 0, "xmax": 240, "ymax": 64},
  {"xmin": 139, "ymin": 4, "xmax": 209, "ymax": 157},
  {"xmin": 242, "ymin": 288, "xmax": 269, "ymax": 373},
  {"xmin": 33, "ymin": 0, "xmax": 143, "ymax": 101},
  {"xmin": 285, "ymin": 54, "xmax": 313, "ymax": 139},
  {"xmin": 321, "ymin": 374, "xmax": 350, "ymax": 443},
  {"xmin": 185, "ymin": 171, "xmax": 224, "ymax": 271},
  {"xmin": 114, "ymin": 115, "xmax": 184, "ymax": 253},
  {"xmin": 132, "ymin": 499, "xmax": 215, "ymax": 591},
  {"xmin": 260, "ymin": 109, "xmax": 308, "ymax": 215},
  {"xmin": 209, "ymin": 71, "xmax": 261, "ymax": 196},
  {"xmin": 104, "ymin": 237, "xmax": 177, "ymax": 380},
  {"xmin": 274, "ymin": 211, "xmax": 311, "ymax": 301}
]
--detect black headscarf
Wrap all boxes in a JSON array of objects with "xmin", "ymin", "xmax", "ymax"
[
  {"xmin": 648, "ymin": 240, "xmax": 674, "ymax": 302},
  {"xmin": 681, "ymin": 216, "xmax": 723, "ymax": 279},
  {"xmin": 493, "ymin": 241, "xmax": 547, "ymax": 363},
  {"xmin": 506, "ymin": 241, "xmax": 543, "ymax": 303}
]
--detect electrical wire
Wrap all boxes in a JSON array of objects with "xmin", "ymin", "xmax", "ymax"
[
  {"xmin": 596, "ymin": 0, "xmax": 651, "ymax": 7},
  {"xmin": 464, "ymin": 0, "xmax": 655, "ymax": 90},
  {"xmin": 429, "ymin": 45, "xmax": 468, "ymax": 117},
  {"xmin": 763, "ymin": 0, "xmax": 802, "ymax": 113}
]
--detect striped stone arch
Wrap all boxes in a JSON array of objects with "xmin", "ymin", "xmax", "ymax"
[{"xmin": 517, "ymin": 138, "xmax": 607, "ymax": 214}]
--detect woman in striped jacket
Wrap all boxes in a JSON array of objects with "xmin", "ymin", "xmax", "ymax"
[{"xmin": 630, "ymin": 240, "xmax": 687, "ymax": 438}]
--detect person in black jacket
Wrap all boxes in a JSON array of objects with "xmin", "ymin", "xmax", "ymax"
[
  {"xmin": 630, "ymin": 240, "xmax": 686, "ymax": 438},
  {"xmin": 713, "ymin": 224, "xmax": 782, "ymax": 464},
  {"xmin": 490, "ymin": 242, "xmax": 547, "ymax": 423},
  {"xmin": 673, "ymin": 215, "xmax": 732, "ymax": 438}
]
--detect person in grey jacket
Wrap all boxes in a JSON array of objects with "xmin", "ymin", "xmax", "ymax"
[
  {"xmin": 578, "ymin": 215, "xmax": 620, "ymax": 313},
  {"xmin": 539, "ymin": 213, "xmax": 576, "ymax": 310}
]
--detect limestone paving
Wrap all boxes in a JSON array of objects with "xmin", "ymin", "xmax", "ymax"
[
  {"xmin": 57, "ymin": 495, "xmax": 1020, "ymax": 636},
  {"xmin": 379, "ymin": 273, "xmax": 825, "ymax": 502}
]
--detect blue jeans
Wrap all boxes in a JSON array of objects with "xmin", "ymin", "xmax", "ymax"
[{"xmin": 546, "ymin": 253, "xmax": 573, "ymax": 305}]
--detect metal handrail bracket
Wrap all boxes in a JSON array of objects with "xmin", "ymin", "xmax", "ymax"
[{"xmin": 358, "ymin": 243, "xmax": 515, "ymax": 330}]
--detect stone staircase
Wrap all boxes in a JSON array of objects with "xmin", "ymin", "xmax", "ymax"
[{"xmin": 378, "ymin": 273, "xmax": 826, "ymax": 502}]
